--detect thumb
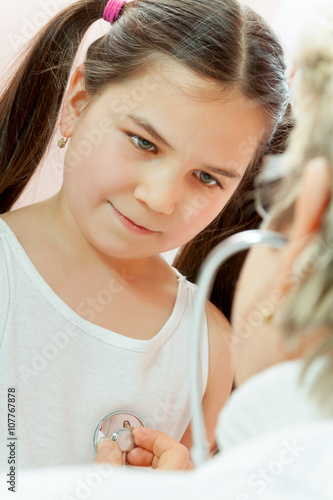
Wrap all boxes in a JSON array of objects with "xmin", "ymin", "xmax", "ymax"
[
  {"xmin": 95, "ymin": 438, "xmax": 123, "ymax": 466},
  {"xmin": 132, "ymin": 427, "xmax": 192, "ymax": 470}
]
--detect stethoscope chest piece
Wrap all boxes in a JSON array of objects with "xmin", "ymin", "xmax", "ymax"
[{"xmin": 93, "ymin": 410, "xmax": 145, "ymax": 454}]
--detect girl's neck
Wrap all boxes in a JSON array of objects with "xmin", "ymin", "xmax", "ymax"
[{"xmin": 10, "ymin": 192, "xmax": 169, "ymax": 283}]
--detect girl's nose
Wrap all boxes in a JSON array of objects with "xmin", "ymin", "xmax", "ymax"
[{"xmin": 134, "ymin": 168, "xmax": 182, "ymax": 215}]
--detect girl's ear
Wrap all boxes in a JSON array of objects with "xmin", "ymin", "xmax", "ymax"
[
  {"xmin": 279, "ymin": 156, "xmax": 331, "ymax": 295},
  {"xmin": 60, "ymin": 64, "xmax": 89, "ymax": 137}
]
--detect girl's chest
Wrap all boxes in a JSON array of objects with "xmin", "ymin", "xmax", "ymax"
[
  {"xmin": 69, "ymin": 279, "xmax": 178, "ymax": 340},
  {"xmin": 38, "ymin": 254, "xmax": 178, "ymax": 340}
]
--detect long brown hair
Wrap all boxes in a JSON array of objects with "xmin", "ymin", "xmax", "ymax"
[{"xmin": 0, "ymin": 0, "xmax": 292, "ymax": 313}]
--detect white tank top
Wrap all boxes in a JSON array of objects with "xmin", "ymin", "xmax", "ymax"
[{"xmin": 0, "ymin": 218, "xmax": 208, "ymax": 469}]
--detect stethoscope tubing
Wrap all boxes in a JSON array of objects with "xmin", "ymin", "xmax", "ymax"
[{"xmin": 190, "ymin": 230, "xmax": 288, "ymax": 467}]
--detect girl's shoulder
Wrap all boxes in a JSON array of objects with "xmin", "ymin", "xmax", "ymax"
[
  {"xmin": 0, "ymin": 202, "xmax": 50, "ymax": 254},
  {"xmin": 0, "ymin": 203, "xmax": 42, "ymax": 231}
]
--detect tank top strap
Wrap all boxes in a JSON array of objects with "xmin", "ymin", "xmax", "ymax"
[{"xmin": 171, "ymin": 266, "xmax": 190, "ymax": 283}]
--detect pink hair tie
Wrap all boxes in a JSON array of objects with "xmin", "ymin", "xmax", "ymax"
[{"xmin": 103, "ymin": 0, "xmax": 127, "ymax": 24}]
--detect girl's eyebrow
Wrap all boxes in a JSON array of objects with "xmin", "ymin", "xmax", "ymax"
[
  {"xmin": 201, "ymin": 165, "xmax": 241, "ymax": 180},
  {"xmin": 127, "ymin": 113, "xmax": 175, "ymax": 151},
  {"xmin": 126, "ymin": 113, "xmax": 241, "ymax": 180}
]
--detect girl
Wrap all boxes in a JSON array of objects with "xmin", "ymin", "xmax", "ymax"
[{"xmin": 0, "ymin": 0, "xmax": 289, "ymax": 469}]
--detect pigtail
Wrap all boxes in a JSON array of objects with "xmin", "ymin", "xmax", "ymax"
[{"xmin": 0, "ymin": 0, "xmax": 109, "ymax": 214}]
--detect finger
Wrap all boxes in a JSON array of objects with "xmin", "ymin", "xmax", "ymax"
[
  {"xmin": 156, "ymin": 444, "xmax": 191, "ymax": 470},
  {"xmin": 133, "ymin": 427, "xmax": 185, "ymax": 458},
  {"xmin": 127, "ymin": 446, "xmax": 154, "ymax": 467},
  {"xmin": 94, "ymin": 438, "xmax": 123, "ymax": 466},
  {"xmin": 133, "ymin": 428, "xmax": 190, "ymax": 471},
  {"xmin": 128, "ymin": 447, "xmax": 193, "ymax": 471}
]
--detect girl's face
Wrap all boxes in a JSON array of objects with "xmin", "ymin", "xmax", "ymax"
[{"xmin": 60, "ymin": 62, "xmax": 268, "ymax": 260}]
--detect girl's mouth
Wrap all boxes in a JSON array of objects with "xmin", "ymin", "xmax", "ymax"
[{"xmin": 109, "ymin": 203, "xmax": 158, "ymax": 235}]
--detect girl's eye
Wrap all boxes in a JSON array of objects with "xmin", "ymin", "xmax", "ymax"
[
  {"xmin": 194, "ymin": 170, "xmax": 222, "ymax": 189},
  {"xmin": 128, "ymin": 134, "xmax": 157, "ymax": 153}
]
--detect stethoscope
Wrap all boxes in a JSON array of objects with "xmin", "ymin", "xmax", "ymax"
[
  {"xmin": 93, "ymin": 230, "xmax": 287, "ymax": 468},
  {"xmin": 93, "ymin": 409, "xmax": 146, "ymax": 465}
]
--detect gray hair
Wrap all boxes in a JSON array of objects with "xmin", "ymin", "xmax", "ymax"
[{"xmin": 267, "ymin": 4, "xmax": 333, "ymax": 412}]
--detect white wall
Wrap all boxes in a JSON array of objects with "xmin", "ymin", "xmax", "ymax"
[{"xmin": 240, "ymin": 0, "xmax": 282, "ymax": 22}]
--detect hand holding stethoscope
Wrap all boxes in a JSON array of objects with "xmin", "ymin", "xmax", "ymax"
[{"xmin": 94, "ymin": 414, "xmax": 192, "ymax": 470}]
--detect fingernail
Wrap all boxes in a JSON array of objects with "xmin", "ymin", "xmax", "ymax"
[
  {"xmin": 133, "ymin": 427, "xmax": 155, "ymax": 437},
  {"xmin": 97, "ymin": 437, "xmax": 115, "ymax": 451},
  {"xmin": 133, "ymin": 427, "xmax": 147, "ymax": 434}
]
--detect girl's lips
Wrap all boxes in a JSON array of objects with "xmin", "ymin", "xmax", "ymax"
[{"xmin": 110, "ymin": 203, "xmax": 158, "ymax": 235}]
